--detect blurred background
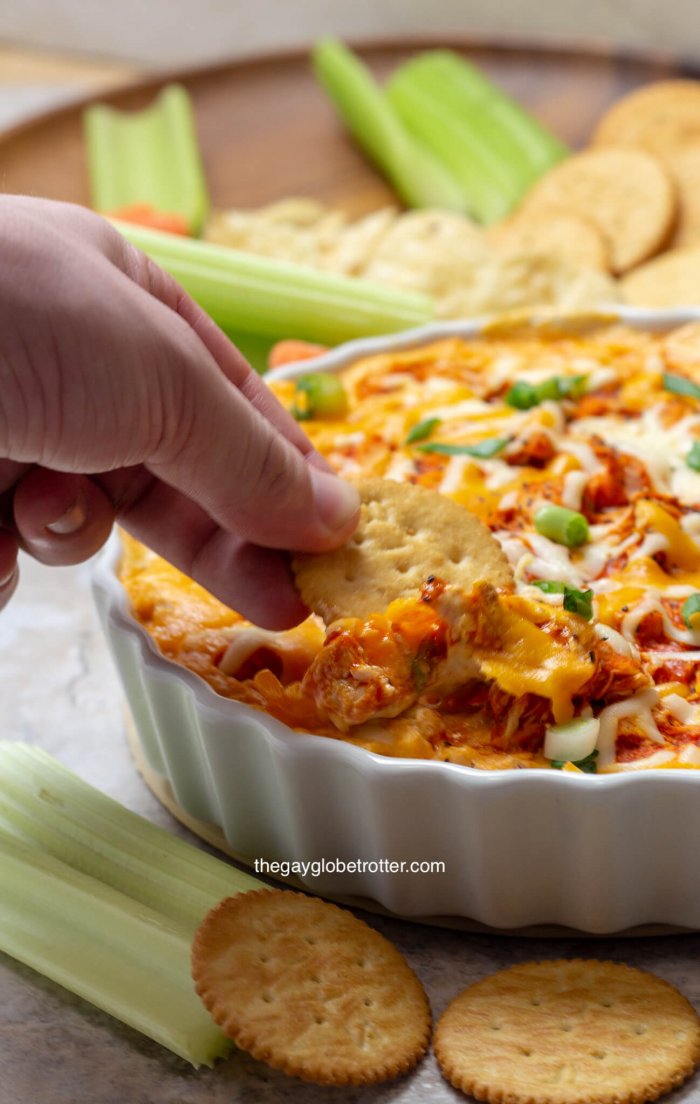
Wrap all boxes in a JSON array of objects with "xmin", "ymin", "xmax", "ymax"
[{"xmin": 0, "ymin": 0, "xmax": 698, "ymax": 132}]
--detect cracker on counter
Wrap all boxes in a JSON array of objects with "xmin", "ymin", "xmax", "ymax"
[
  {"xmin": 519, "ymin": 148, "xmax": 677, "ymax": 274},
  {"xmin": 434, "ymin": 959, "xmax": 700, "ymax": 1104},
  {"xmin": 191, "ymin": 889, "xmax": 431, "ymax": 1086},
  {"xmin": 293, "ymin": 478, "xmax": 513, "ymax": 623},
  {"xmin": 621, "ymin": 246, "xmax": 700, "ymax": 308},
  {"xmin": 488, "ymin": 207, "xmax": 609, "ymax": 273},
  {"xmin": 592, "ymin": 79, "xmax": 700, "ymax": 157}
]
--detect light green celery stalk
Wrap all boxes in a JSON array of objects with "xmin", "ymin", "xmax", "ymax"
[
  {"xmin": 0, "ymin": 828, "xmax": 229, "ymax": 1066},
  {"xmin": 226, "ymin": 331, "xmax": 276, "ymax": 374},
  {"xmin": 111, "ymin": 219, "xmax": 434, "ymax": 346},
  {"xmin": 0, "ymin": 743, "xmax": 260, "ymax": 933},
  {"xmin": 84, "ymin": 84, "xmax": 210, "ymax": 234},
  {"xmin": 312, "ymin": 38, "xmax": 468, "ymax": 212},
  {"xmin": 0, "ymin": 742, "xmax": 274, "ymax": 1066},
  {"xmin": 387, "ymin": 52, "xmax": 568, "ymax": 224},
  {"xmin": 392, "ymin": 52, "xmax": 568, "ymax": 179}
]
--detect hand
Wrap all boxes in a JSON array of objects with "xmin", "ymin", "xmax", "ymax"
[{"xmin": 0, "ymin": 197, "xmax": 360, "ymax": 626}]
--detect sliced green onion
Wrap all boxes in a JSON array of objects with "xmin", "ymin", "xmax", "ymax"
[
  {"xmin": 405, "ymin": 416, "xmax": 442, "ymax": 444},
  {"xmin": 687, "ymin": 441, "xmax": 700, "ymax": 472},
  {"xmin": 663, "ymin": 372, "xmax": 700, "ymax": 403},
  {"xmin": 312, "ymin": 39, "xmax": 467, "ymax": 212},
  {"xmin": 532, "ymin": 580, "xmax": 593, "ymax": 620},
  {"xmin": 112, "ymin": 220, "xmax": 434, "ymax": 348},
  {"xmin": 544, "ymin": 717, "xmax": 600, "ymax": 764},
  {"xmin": 531, "ymin": 377, "xmax": 562, "ymax": 402},
  {"xmin": 291, "ymin": 373, "xmax": 348, "ymax": 420},
  {"xmin": 532, "ymin": 579, "xmax": 566, "ymax": 594},
  {"xmin": 534, "ymin": 505, "xmax": 589, "ymax": 547},
  {"xmin": 84, "ymin": 84, "xmax": 210, "ymax": 235},
  {"xmin": 563, "ymin": 588, "xmax": 594, "ymax": 620},
  {"xmin": 506, "ymin": 375, "xmax": 587, "ymax": 409},
  {"xmin": 682, "ymin": 593, "xmax": 700, "ymax": 629},
  {"xmin": 387, "ymin": 51, "xmax": 567, "ymax": 224},
  {"xmin": 417, "ymin": 436, "xmax": 509, "ymax": 458},
  {"xmin": 0, "ymin": 742, "xmax": 266, "ymax": 1066},
  {"xmin": 546, "ymin": 374, "xmax": 588, "ymax": 400},
  {"xmin": 505, "ymin": 381, "xmax": 540, "ymax": 410},
  {"xmin": 550, "ymin": 749, "xmax": 599, "ymax": 774}
]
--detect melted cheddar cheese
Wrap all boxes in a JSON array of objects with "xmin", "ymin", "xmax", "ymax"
[{"xmin": 120, "ymin": 321, "xmax": 700, "ymax": 772}]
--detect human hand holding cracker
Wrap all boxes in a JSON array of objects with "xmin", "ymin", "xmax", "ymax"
[{"xmin": 0, "ymin": 196, "xmax": 359, "ymax": 627}]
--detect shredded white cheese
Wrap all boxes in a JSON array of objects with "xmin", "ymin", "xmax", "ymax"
[
  {"xmin": 663, "ymin": 694, "xmax": 700, "ymax": 726},
  {"xmin": 621, "ymin": 594, "xmax": 700, "ymax": 648},
  {"xmin": 679, "ymin": 744, "xmax": 700, "ymax": 765},
  {"xmin": 561, "ymin": 470, "xmax": 589, "ymax": 511},
  {"xmin": 594, "ymin": 623, "xmax": 640, "ymax": 660},
  {"xmin": 614, "ymin": 749, "xmax": 676, "ymax": 771},
  {"xmin": 438, "ymin": 455, "xmax": 471, "ymax": 495},
  {"xmin": 595, "ymin": 688, "xmax": 663, "ymax": 768}
]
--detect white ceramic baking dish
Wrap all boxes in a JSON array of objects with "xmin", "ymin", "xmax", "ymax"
[{"xmin": 92, "ymin": 306, "xmax": 700, "ymax": 934}]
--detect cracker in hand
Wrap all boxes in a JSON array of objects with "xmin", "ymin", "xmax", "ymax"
[{"xmin": 293, "ymin": 478, "xmax": 513, "ymax": 624}]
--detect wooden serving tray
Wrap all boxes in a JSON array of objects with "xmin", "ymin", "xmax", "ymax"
[{"xmin": 1, "ymin": 36, "xmax": 698, "ymax": 214}]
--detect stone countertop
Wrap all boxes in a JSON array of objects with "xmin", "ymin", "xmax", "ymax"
[{"xmin": 2, "ymin": 555, "xmax": 700, "ymax": 1104}]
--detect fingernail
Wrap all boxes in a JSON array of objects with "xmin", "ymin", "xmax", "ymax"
[
  {"xmin": 46, "ymin": 496, "xmax": 87, "ymax": 535},
  {"xmin": 310, "ymin": 468, "xmax": 360, "ymax": 534}
]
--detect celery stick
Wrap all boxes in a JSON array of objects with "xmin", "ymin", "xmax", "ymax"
[
  {"xmin": 0, "ymin": 828, "xmax": 229, "ymax": 1066},
  {"xmin": 0, "ymin": 743, "xmax": 261, "ymax": 933},
  {"xmin": 391, "ymin": 52, "xmax": 568, "ymax": 181},
  {"xmin": 227, "ymin": 330, "xmax": 276, "ymax": 374},
  {"xmin": 84, "ymin": 84, "xmax": 210, "ymax": 234},
  {"xmin": 386, "ymin": 77, "xmax": 520, "ymax": 224},
  {"xmin": 312, "ymin": 38, "xmax": 467, "ymax": 212},
  {"xmin": 0, "ymin": 778, "xmax": 227, "ymax": 934},
  {"xmin": 387, "ymin": 52, "xmax": 568, "ymax": 224},
  {"xmin": 111, "ymin": 219, "xmax": 434, "ymax": 344}
]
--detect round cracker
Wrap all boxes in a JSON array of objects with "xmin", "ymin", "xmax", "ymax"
[
  {"xmin": 520, "ymin": 148, "xmax": 676, "ymax": 274},
  {"xmin": 665, "ymin": 145, "xmax": 700, "ymax": 248},
  {"xmin": 434, "ymin": 959, "xmax": 700, "ymax": 1104},
  {"xmin": 621, "ymin": 245, "xmax": 700, "ymax": 307},
  {"xmin": 436, "ymin": 253, "xmax": 619, "ymax": 318},
  {"xmin": 488, "ymin": 208, "xmax": 609, "ymax": 272},
  {"xmin": 192, "ymin": 889, "xmax": 431, "ymax": 1085},
  {"xmin": 592, "ymin": 79, "xmax": 700, "ymax": 157},
  {"xmin": 293, "ymin": 478, "xmax": 513, "ymax": 623}
]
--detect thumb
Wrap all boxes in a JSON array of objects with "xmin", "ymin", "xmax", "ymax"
[{"xmin": 148, "ymin": 322, "xmax": 360, "ymax": 552}]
